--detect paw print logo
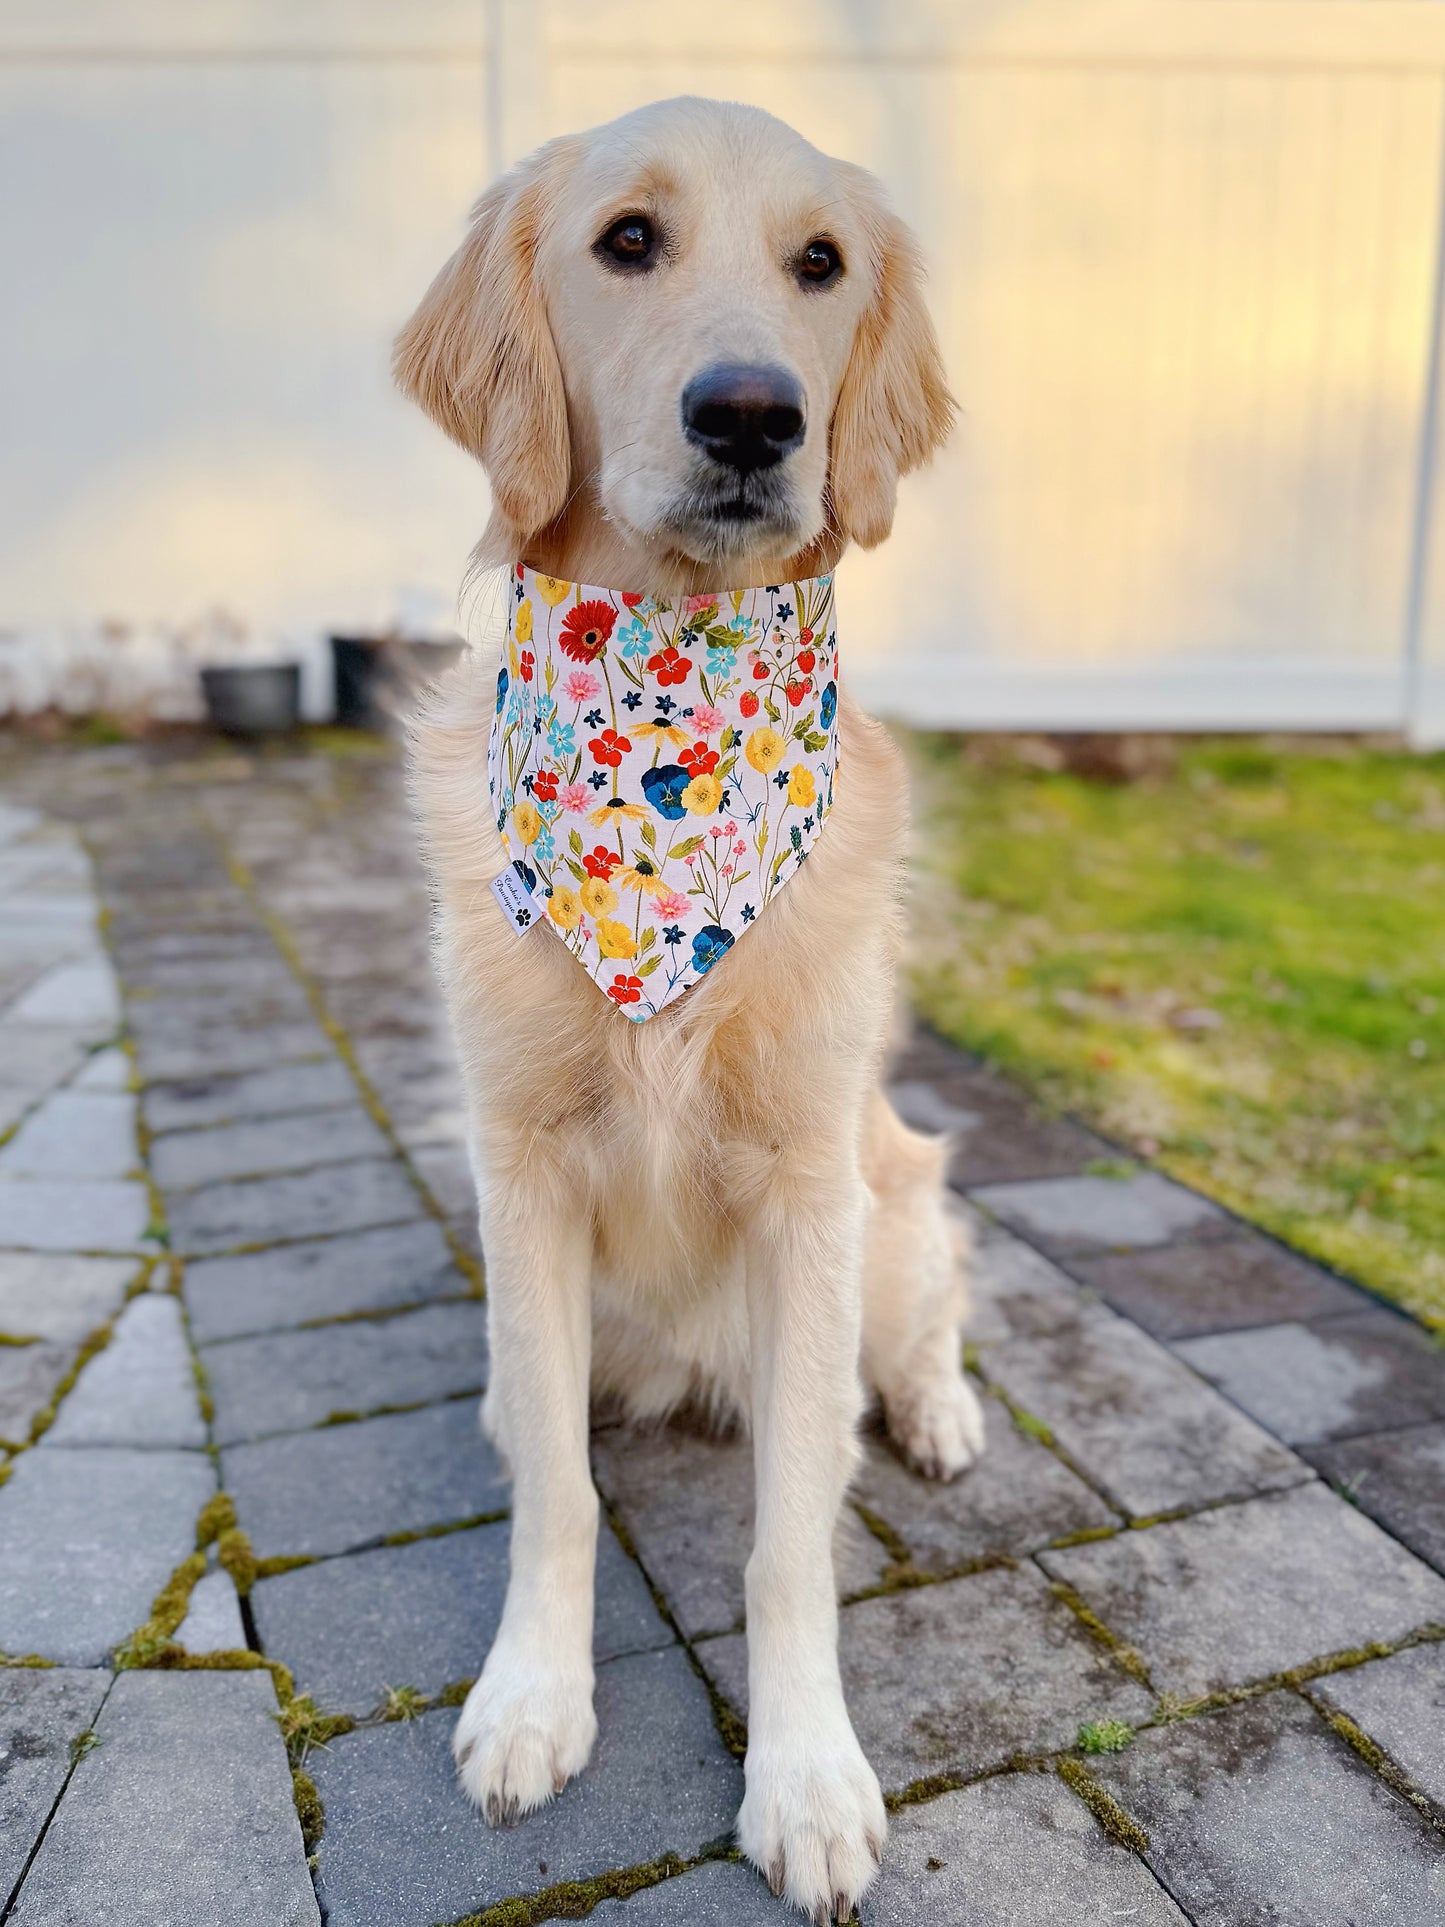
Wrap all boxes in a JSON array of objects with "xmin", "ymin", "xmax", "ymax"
[{"xmin": 516, "ymin": 907, "xmax": 531, "ymax": 928}]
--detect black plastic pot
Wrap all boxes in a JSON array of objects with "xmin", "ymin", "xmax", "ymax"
[
  {"xmin": 200, "ymin": 663, "xmax": 301, "ymax": 738},
  {"xmin": 331, "ymin": 635, "xmax": 465, "ymax": 730}
]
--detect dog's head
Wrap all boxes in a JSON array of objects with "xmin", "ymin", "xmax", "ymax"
[{"xmin": 394, "ymin": 97, "xmax": 953, "ymax": 574}]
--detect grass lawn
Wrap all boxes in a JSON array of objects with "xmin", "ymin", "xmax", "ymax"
[{"xmin": 905, "ymin": 733, "xmax": 1445, "ymax": 1331}]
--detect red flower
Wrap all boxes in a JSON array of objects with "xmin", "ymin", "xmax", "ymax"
[
  {"xmin": 786, "ymin": 679, "xmax": 809, "ymax": 707},
  {"xmin": 589, "ymin": 727, "xmax": 631, "ymax": 767},
  {"xmin": 515, "ymin": 564, "xmax": 525, "ymax": 579},
  {"xmin": 800, "ymin": 627, "xmax": 814, "ymax": 644},
  {"xmin": 796, "ymin": 648, "xmax": 815, "ymax": 675},
  {"xmin": 752, "ymin": 660, "xmax": 769, "ymax": 680},
  {"xmin": 519, "ymin": 650, "xmax": 534, "ymax": 683},
  {"xmin": 680, "ymin": 741, "xmax": 718, "ymax": 776},
  {"xmin": 583, "ymin": 846, "xmax": 618, "ymax": 879},
  {"xmin": 646, "ymin": 646, "xmax": 692, "ymax": 687},
  {"xmin": 607, "ymin": 974, "xmax": 644, "ymax": 1005},
  {"xmin": 558, "ymin": 600, "xmax": 618, "ymax": 662},
  {"xmin": 621, "ymin": 592, "xmax": 643, "ymax": 607},
  {"xmin": 531, "ymin": 769, "xmax": 558, "ymax": 803},
  {"xmin": 739, "ymin": 690, "xmax": 759, "ymax": 718}
]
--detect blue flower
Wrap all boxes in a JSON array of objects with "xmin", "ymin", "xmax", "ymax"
[
  {"xmin": 588, "ymin": 770, "xmax": 609, "ymax": 790},
  {"xmin": 534, "ymin": 828, "xmax": 555, "ymax": 861},
  {"xmin": 741, "ymin": 904, "xmax": 755, "ymax": 923},
  {"xmin": 641, "ymin": 764, "xmax": 689, "ymax": 820},
  {"xmin": 820, "ymin": 680, "xmax": 837, "ymax": 729},
  {"xmin": 691, "ymin": 924, "xmax": 735, "ymax": 975},
  {"xmin": 774, "ymin": 768, "xmax": 791, "ymax": 790},
  {"xmin": 705, "ymin": 644, "xmax": 737, "ymax": 677},
  {"xmin": 548, "ymin": 720, "xmax": 575, "ymax": 757},
  {"xmin": 622, "ymin": 690, "xmax": 644, "ymax": 711},
  {"xmin": 511, "ymin": 858, "xmax": 537, "ymax": 894},
  {"xmin": 619, "ymin": 619, "xmax": 652, "ymax": 659},
  {"xmin": 663, "ymin": 924, "xmax": 683, "ymax": 946},
  {"xmin": 584, "ymin": 707, "xmax": 605, "ymax": 729},
  {"xmin": 494, "ymin": 666, "xmax": 509, "ymax": 714},
  {"xmin": 776, "ymin": 601, "xmax": 794, "ymax": 623},
  {"xmin": 803, "ymin": 815, "xmax": 814, "ymax": 833}
]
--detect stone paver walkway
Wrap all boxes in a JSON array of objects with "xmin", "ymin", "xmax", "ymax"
[{"xmin": 1, "ymin": 737, "xmax": 1443, "ymax": 1926}]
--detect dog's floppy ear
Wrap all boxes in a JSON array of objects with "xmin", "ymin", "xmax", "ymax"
[
  {"xmin": 827, "ymin": 168, "xmax": 955, "ymax": 550},
  {"xmin": 393, "ymin": 141, "xmax": 576, "ymax": 543}
]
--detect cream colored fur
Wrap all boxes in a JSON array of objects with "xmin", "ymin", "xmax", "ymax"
[{"xmin": 398, "ymin": 97, "xmax": 983, "ymax": 1923}]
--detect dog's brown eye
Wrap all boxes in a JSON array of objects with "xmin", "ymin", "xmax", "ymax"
[
  {"xmin": 597, "ymin": 215, "xmax": 656, "ymax": 269},
  {"xmin": 798, "ymin": 239, "xmax": 842, "ymax": 287}
]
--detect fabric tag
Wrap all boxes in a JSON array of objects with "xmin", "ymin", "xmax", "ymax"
[{"xmin": 490, "ymin": 862, "xmax": 540, "ymax": 934}]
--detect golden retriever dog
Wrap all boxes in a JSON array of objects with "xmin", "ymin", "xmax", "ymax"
[{"xmin": 396, "ymin": 96, "xmax": 984, "ymax": 1921}]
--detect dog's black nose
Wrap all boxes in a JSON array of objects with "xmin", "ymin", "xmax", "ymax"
[{"xmin": 682, "ymin": 363, "xmax": 806, "ymax": 474}]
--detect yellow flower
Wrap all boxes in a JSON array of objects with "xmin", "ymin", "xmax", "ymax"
[
  {"xmin": 580, "ymin": 876, "xmax": 618, "ymax": 917},
  {"xmin": 512, "ymin": 799, "xmax": 542, "ymax": 845},
  {"xmin": 632, "ymin": 721, "xmax": 691, "ymax": 749},
  {"xmin": 596, "ymin": 918, "xmax": 638, "ymax": 960},
  {"xmin": 548, "ymin": 885, "xmax": 581, "ymax": 930},
  {"xmin": 514, "ymin": 599, "xmax": 533, "ymax": 645},
  {"xmin": 745, "ymin": 727, "xmax": 785, "ymax": 773},
  {"xmin": 787, "ymin": 767, "xmax": 816, "ymax": 809},
  {"xmin": 681, "ymin": 773, "xmax": 723, "ymax": 815},
  {"xmin": 614, "ymin": 861, "xmax": 671, "ymax": 897},
  {"xmin": 537, "ymin": 575, "xmax": 572, "ymax": 606},
  {"xmin": 507, "ymin": 640, "xmax": 520, "ymax": 678},
  {"xmin": 587, "ymin": 802, "xmax": 649, "ymax": 827}
]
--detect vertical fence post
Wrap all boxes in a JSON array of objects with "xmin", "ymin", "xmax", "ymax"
[{"xmin": 1404, "ymin": 73, "xmax": 1445, "ymax": 748}]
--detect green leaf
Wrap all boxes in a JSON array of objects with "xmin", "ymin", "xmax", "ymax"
[
  {"xmin": 636, "ymin": 953, "xmax": 663, "ymax": 978},
  {"xmin": 719, "ymin": 725, "xmax": 739, "ymax": 752},
  {"xmin": 792, "ymin": 711, "xmax": 816, "ymax": 740},
  {"xmin": 801, "ymin": 730, "xmax": 828, "ymax": 754},
  {"xmin": 568, "ymin": 828, "xmax": 583, "ymax": 856},
  {"xmin": 764, "ymin": 699, "xmax": 782, "ymax": 724},
  {"xmin": 564, "ymin": 858, "xmax": 586, "ymax": 883},
  {"xmin": 770, "ymin": 850, "xmax": 789, "ymax": 884},
  {"xmin": 640, "ymin": 819, "xmax": 657, "ymax": 850},
  {"xmin": 670, "ymin": 834, "xmax": 705, "ymax": 858},
  {"xmin": 715, "ymin": 754, "xmax": 737, "ymax": 782},
  {"xmin": 638, "ymin": 926, "xmax": 656, "ymax": 953}
]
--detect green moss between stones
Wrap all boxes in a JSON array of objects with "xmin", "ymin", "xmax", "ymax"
[
  {"xmin": 292, "ymin": 1767, "xmax": 324, "ymax": 1853},
  {"xmin": 217, "ymin": 1527, "xmax": 258, "ymax": 1596},
  {"xmin": 0, "ymin": 1332, "xmax": 39, "ymax": 1347},
  {"xmin": 1009, "ymin": 1405, "xmax": 1055, "ymax": 1447},
  {"xmin": 1048, "ymin": 1525, "xmax": 1119, "ymax": 1550},
  {"xmin": 448, "ymin": 1851, "xmax": 694, "ymax": 1926},
  {"xmin": 435, "ymin": 1677, "xmax": 475, "ymax": 1709},
  {"xmin": 378, "ymin": 1684, "xmax": 428, "ymax": 1722},
  {"xmin": 1048, "ymin": 1580, "xmax": 1151, "ymax": 1686},
  {"xmin": 379, "ymin": 1508, "xmax": 509, "ymax": 1549},
  {"xmin": 114, "ymin": 1548, "xmax": 207, "ymax": 1666},
  {"xmin": 274, "ymin": 1694, "xmax": 357, "ymax": 1765},
  {"xmin": 1, "ymin": 1652, "xmax": 56, "ymax": 1668},
  {"xmin": 196, "ymin": 1491, "xmax": 237, "ymax": 1548},
  {"xmin": 69, "ymin": 1728, "xmax": 100, "ymax": 1766},
  {"xmin": 851, "ymin": 1501, "xmax": 911, "ymax": 1567},
  {"xmin": 1078, "ymin": 1719, "xmax": 1136, "ymax": 1755},
  {"xmin": 26, "ymin": 1318, "xmax": 116, "ymax": 1445},
  {"xmin": 254, "ymin": 1553, "xmax": 318, "ymax": 1579},
  {"xmin": 1057, "ymin": 1757, "xmax": 1150, "ymax": 1855}
]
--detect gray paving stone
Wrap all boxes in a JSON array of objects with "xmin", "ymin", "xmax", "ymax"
[
  {"xmin": 589, "ymin": 1860, "xmax": 782, "ymax": 1922},
  {"xmin": 184, "ymin": 1218, "xmax": 465, "ymax": 1342},
  {"xmin": 0, "ymin": 1667, "xmax": 111, "ymax": 1905},
  {"xmin": 859, "ymin": 1768, "xmax": 1188, "ymax": 1925},
  {"xmin": 0, "ymin": 1339, "xmax": 73, "ymax": 1447},
  {"xmin": 174, "ymin": 1568, "xmax": 246, "ymax": 1654},
  {"xmin": 204, "ymin": 1299, "xmax": 486, "ymax": 1444},
  {"xmin": 42, "ymin": 1294, "xmax": 205, "ymax": 1449},
  {"xmin": 700, "ymin": 1563, "xmax": 1153, "ymax": 1793},
  {"xmin": 168, "ymin": 1155, "xmax": 423, "ymax": 1256},
  {"xmin": 0, "ymin": 1254, "xmax": 138, "ymax": 1345},
  {"xmin": 981, "ymin": 1305, "xmax": 1304, "ymax": 1516},
  {"xmin": 852, "ymin": 1423, "xmax": 1117, "ymax": 1574},
  {"xmin": 70, "ymin": 1045, "xmax": 130, "ymax": 1091},
  {"xmin": 7, "ymin": 959, "xmax": 119, "ymax": 1028},
  {"xmin": 0, "ymin": 1447, "xmax": 214, "ymax": 1665},
  {"xmin": 142, "ymin": 1056, "xmax": 356, "ymax": 1132},
  {"xmin": 1177, "ymin": 1310, "xmax": 1445, "ymax": 1445},
  {"xmin": 970, "ymin": 1172, "xmax": 1229, "ymax": 1256},
  {"xmin": 965, "ymin": 1225, "xmax": 1089, "ymax": 1345},
  {"xmin": 889, "ymin": 1048, "xmax": 1110, "ymax": 1185},
  {"xmin": 253, "ymin": 1519, "xmax": 671, "ymax": 1713},
  {"xmin": 151, "ymin": 1104, "xmax": 390, "ymax": 1191},
  {"xmin": 1311, "ymin": 1642, "xmax": 1445, "ymax": 1814},
  {"xmin": 7, "ymin": 1668, "xmax": 319, "ymax": 1927},
  {"xmin": 221, "ymin": 1397, "xmax": 507, "ymax": 1558},
  {"xmin": 310, "ymin": 1648, "xmax": 741, "ymax": 1927},
  {"xmin": 0, "ymin": 1091, "xmax": 136, "ymax": 1181},
  {"xmin": 133, "ymin": 1019, "xmax": 333, "ymax": 1085},
  {"xmin": 592, "ymin": 1422, "xmax": 889, "ymax": 1638},
  {"xmin": 1041, "ymin": 1483, "xmax": 1445, "ymax": 1699},
  {"xmin": 0, "ymin": 1177, "xmax": 150, "ymax": 1253},
  {"xmin": 1307, "ymin": 1422, "xmax": 1445, "ymax": 1573},
  {"xmin": 1064, "ymin": 1234, "xmax": 1364, "ymax": 1339},
  {"xmin": 1087, "ymin": 1691, "xmax": 1445, "ymax": 1927},
  {"xmin": 409, "ymin": 1141, "xmax": 477, "ymax": 1221}
]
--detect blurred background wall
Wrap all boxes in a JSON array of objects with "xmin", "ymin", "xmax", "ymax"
[{"xmin": 4, "ymin": 0, "xmax": 1445, "ymax": 739}]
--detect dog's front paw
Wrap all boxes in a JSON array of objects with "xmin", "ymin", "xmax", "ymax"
[
  {"xmin": 452, "ymin": 1657, "xmax": 597, "ymax": 1823},
  {"xmin": 885, "ymin": 1368, "xmax": 985, "ymax": 1481},
  {"xmin": 737, "ymin": 1731, "xmax": 886, "ymax": 1922}
]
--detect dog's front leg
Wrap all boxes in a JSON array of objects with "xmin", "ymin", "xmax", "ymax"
[
  {"xmin": 737, "ymin": 1163, "xmax": 886, "ymax": 1921},
  {"xmin": 453, "ymin": 1167, "xmax": 598, "ymax": 1821}
]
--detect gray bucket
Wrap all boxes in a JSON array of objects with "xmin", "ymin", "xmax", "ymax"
[{"xmin": 200, "ymin": 663, "xmax": 301, "ymax": 738}]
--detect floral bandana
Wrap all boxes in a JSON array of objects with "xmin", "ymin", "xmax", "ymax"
[{"xmin": 488, "ymin": 564, "xmax": 840, "ymax": 1021}]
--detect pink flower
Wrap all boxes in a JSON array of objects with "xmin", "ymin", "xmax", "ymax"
[
  {"xmin": 709, "ymin": 826, "xmax": 725, "ymax": 839},
  {"xmin": 560, "ymin": 783, "xmax": 592, "ymax": 813},
  {"xmin": 652, "ymin": 890, "xmax": 691, "ymax": 920},
  {"xmin": 721, "ymin": 863, "xmax": 734, "ymax": 878},
  {"xmin": 734, "ymin": 840, "xmax": 747, "ymax": 856},
  {"xmin": 684, "ymin": 594, "xmax": 715, "ymax": 614},
  {"xmin": 689, "ymin": 703, "xmax": 724, "ymax": 735},
  {"xmin": 563, "ymin": 670, "xmax": 600, "ymax": 705}
]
